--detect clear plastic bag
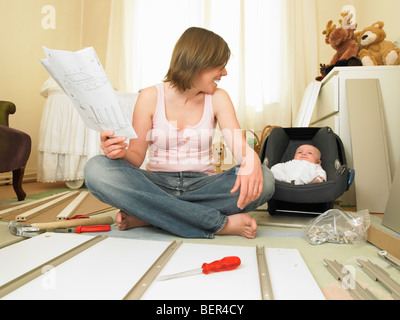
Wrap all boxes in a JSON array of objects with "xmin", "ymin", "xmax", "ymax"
[{"xmin": 304, "ymin": 209, "xmax": 370, "ymax": 245}]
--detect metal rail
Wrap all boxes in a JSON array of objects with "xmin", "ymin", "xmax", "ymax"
[
  {"xmin": 357, "ymin": 259, "xmax": 400, "ymax": 300},
  {"xmin": 123, "ymin": 240, "xmax": 182, "ymax": 300},
  {"xmin": 323, "ymin": 259, "xmax": 377, "ymax": 300},
  {"xmin": 256, "ymin": 245, "xmax": 274, "ymax": 300}
]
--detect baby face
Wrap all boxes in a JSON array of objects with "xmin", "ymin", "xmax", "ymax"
[{"xmin": 294, "ymin": 145, "xmax": 321, "ymax": 164}]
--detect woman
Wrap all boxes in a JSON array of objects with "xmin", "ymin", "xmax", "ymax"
[{"xmin": 84, "ymin": 27, "xmax": 275, "ymax": 239}]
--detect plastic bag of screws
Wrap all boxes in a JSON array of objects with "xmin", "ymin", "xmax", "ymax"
[{"xmin": 304, "ymin": 209, "xmax": 370, "ymax": 245}]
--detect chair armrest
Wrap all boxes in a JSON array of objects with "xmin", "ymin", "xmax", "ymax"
[{"xmin": 0, "ymin": 101, "xmax": 16, "ymax": 126}]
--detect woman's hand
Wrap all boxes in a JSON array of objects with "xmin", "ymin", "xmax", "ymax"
[
  {"xmin": 211, "ymin": 88, "xmax": 264, "ymax": 209},
  {"xmin": 230, "ymin": 156, "xmax": 263, "ymax": 210},
  {"xmin": 100, "ymin": 130, "xmax": 128, "ymax": 159}
]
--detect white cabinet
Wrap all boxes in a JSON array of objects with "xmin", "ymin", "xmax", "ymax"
[{"xmin": 310, "ymin": 66, "xmax": 400, "ymax": 212}]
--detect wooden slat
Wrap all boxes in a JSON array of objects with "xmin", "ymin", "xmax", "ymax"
[
  {"xmin": 15, "ymin": 191, "xmax": 79, "ymax": 222},
  {"xmin": 0, "ymin": 191, "xmax": 71, "ymax": 219},
  {"xmin": 56, "ymin": 191, "xmax": 90, "ymax": 220}
]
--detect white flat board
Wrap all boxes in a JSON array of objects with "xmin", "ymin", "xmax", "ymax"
[
  {"xmin": 0, "ymin": 233, "xmax": 90, "ymax": 286},
  {"xmin": 266, "ymin": 248, "xmax": 324, "ymax": 300},
  {"xmin": 0, "ymin": 233, "xmax": 324, "ymax": 300},
  {"xmin": 143, "ymin": 243, "xmax": 261, "ymax": 300},
  {"xmin": 346, "ymin": 79, "xmax": 392, "ymax": 213},
  {"xmin": 1, "ymin": 234, "xmax": 171, "ymax": 300}
]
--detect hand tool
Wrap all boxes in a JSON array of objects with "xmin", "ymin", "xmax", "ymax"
[
  {"xmin": 8, "ymin": 216, "xmax": 113, "ymax": 238},
  {"xmin": 66, "ymin": 215, "xmax": 90, "ymax": 220},
  {"xmin": 157, "ymin": 256, "xmax": 241, "ymax": 281},
  {"xmin": 54, "ymin": 225, "xmax": 111, "ymax": 233}
]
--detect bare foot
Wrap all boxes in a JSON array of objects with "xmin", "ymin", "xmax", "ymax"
[
  {"xmin": 216, "ymin": 213, "xmax": 257, "ymax": 239},
  {"xmin": 116, "ymin": 210, "xmax": 151, "ymax": 230}
]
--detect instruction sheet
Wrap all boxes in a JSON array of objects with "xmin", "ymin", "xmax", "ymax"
[{"xmin": 40, "ymin": 47, "xmax": 137, "ymax": 139}]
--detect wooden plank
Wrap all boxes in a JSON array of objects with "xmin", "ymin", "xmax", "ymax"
[
  {"xmin": 15, "ymin": 191, "xmax": 79, "ymax": 222},
  {"xmin": 0, "ymin": 191, "xmax": 72, "ymax": 219},
  {"xmin": 56, "ymin": 191, "xmax": 90, "ymax": 220}
]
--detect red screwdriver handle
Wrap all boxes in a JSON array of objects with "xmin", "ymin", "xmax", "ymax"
[
  {"xmin": 201, "ymin": 256, "xmax": 241, "ymax": 274},
  {"xmin": 75, "ymin": 225, "xmax": 111, "ymax": 233}
]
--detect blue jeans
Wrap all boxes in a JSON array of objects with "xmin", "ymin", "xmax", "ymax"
[{"xmin": 84, "ymin": 155, "xmax": 275, "ymax": 238}]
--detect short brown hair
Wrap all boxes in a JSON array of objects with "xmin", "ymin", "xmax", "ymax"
[{"xmin": 164, "ymin": 27, "xmax": 231, "ymax": 92}]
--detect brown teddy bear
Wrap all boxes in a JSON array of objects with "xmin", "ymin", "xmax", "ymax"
[
  {"xmin": 323, "ymin": 19, "xmax": 359, "ymax": 66},
  {"xmin": 356, "ymin": 21, "xmax": 400, "ymax": 66},
  {"xmin": 316, "ymin": 14, "xmax": 361, "ymax": 81}
]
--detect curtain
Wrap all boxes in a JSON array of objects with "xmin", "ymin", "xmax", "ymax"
[
  {"xmin": 105, "ymin": 0, "xmax": 318, "ymax": 130},
  {"xmin": 283, "ymin": 0, "xmax": 319, "ymax": 125},
  {"xmin": 105, "ymin": 0, "xmax": 134, "ymax": 91}
]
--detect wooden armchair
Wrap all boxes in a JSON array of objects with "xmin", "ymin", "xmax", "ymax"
[{"xmin": 0, "ymin": 101, "xmax": 31, "ymax": 200}]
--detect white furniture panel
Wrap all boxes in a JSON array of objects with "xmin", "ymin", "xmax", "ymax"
[
  {"xmin": 310, "ymin": 66, "xmax": 400, "ymax": 210},
  {"xmin": 0, "ymin": 233, "xmax": 324, "ymax": 300},
  {"xmin": 314, "ymin": 75, "xmax": 338, "ymax": 120},
  {"xmin": 346, "ymin": 79, "xmax": 392, "ymax": 213}
]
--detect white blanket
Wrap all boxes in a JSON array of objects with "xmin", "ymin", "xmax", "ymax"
[{"xmin": 271, "ymin": 160, "xmax": 326, "ymax": 185}]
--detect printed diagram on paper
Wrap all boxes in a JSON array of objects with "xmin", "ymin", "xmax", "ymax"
[{"xmin": 40, "ymin": 46, "xmax": 137, "ymax": 139}]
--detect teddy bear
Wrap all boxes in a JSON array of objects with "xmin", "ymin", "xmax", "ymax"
[
  {"xmin": 324, "ymin": 19, "xmax": 360, "ymax": 66},
  {"xmin": 316, "ymin": 13, "xmax": 361, "ymax": 81},
  {"xmin": 355, "ymin": 21, "xmax": 400, "ymax": 66},
  {"xmin": 212, "ymin": 140, "xmax": 225, "ymax": 173}
]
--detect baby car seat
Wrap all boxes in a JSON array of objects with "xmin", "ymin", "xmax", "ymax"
[{"xmin": 259, "ymin": 127, "xmax": 354, "ymax": 215}]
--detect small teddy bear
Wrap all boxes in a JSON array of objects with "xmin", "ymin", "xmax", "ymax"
[
  {"xmin": 356, "ymin": 21, "xmax": 400, "ymax": 66},
  {"xmin": 212, "ymin": 140, "xmax": 225, "ymax": 173}
]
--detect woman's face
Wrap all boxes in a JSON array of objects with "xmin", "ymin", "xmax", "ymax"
[{"xmin": 195, "ymin": 66, "xmax": 228, "ymax": 94}]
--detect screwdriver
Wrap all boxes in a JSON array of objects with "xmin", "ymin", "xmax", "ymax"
[
  {"xmin": 53, "ymin": 225, "xmax": 111, "ymax": 234},
  {"xmin": 158, "ymin": 256, "xmax": 241, "ymax": 281}
]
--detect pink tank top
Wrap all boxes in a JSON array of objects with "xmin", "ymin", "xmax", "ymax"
[{"xmin": 146, "ymin": 83, "xmax": 216, "ymax": 175}]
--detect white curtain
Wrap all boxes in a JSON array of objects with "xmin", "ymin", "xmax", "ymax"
[
  {"xmin": 105, "ymin": 0, "xmax": 318, "ymax": 130},
  {"xmin": 284, "ymin": 0, "xmax": 319, "ymax": 125}
]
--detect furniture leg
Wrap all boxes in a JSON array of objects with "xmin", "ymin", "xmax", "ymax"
[{"xmin": 12, "ymin": 167, "xmax": 26, "ymax": 201}]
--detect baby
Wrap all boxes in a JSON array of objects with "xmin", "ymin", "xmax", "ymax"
[{"xmin": 271, "ymin": 144, "xmax": 327, "ymax": 185}]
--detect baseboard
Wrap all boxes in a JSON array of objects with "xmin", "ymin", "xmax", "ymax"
[{"xmin": 0, "ymin": 169, "xmax": 37, "ymax": 185}]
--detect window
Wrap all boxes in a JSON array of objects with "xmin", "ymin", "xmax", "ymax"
[{"xmin": 129, "ymin": 0, "xmax": 283, "ymax": 116}]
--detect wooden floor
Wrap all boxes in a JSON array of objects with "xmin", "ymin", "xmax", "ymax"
[
  {"xmin": 0, "ymin": 181, "xmax": 384, "ymax": 219},
  {"xmin": 0, "ymin": 181, "xmax": 67, "ymax": 200}
]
